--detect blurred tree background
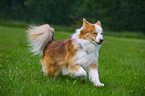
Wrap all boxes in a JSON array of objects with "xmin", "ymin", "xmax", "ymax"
[{"xmin": 0, "ymin": 0, "xmax": 145, "ymax": 33}]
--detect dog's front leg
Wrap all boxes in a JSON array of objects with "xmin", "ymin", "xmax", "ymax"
[{"xmin": 88, "ymin": 64, "xmax": 104, "ymax": 87}]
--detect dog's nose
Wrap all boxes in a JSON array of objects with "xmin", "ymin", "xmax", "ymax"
[{"xmin": 100, "ymin": 38, "xmax": 104, "ymax": 43}]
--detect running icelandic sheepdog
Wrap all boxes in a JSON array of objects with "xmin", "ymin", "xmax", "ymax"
[{"xmin": 27, "ymin": 18, "xmax": 104, "ymax": 87}]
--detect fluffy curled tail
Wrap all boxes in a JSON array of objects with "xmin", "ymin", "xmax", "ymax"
[{"xmin": 27, "ymin": 24, "xmax": 54, "ymax": 55}]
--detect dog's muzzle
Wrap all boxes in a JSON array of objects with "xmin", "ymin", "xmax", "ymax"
[{"xmin": 90, "ymin": 38, "xmax": 104, "ymax": 45}]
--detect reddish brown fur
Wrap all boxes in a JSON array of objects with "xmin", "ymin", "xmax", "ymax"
[
  {"xmin": 89, "ymin": 64, "xmax": 97, "ymax": 70},
  {"xmin": 69, "ymin": 65, "xmax": 82, "ymax": 74},
  {"xmin": 96, "ymin": 20, "xmax": 102, "ymax": 27},
  {"xmin": 79, "ymin": 24, "xmax": 98, "ymax": 41},
  {"xmin": 41, "ymin": 38, "xmax": 81, "ymax": 76}
]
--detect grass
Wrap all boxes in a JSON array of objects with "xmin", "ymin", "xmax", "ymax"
[
  {"xmin": 0, "ymin": 19, "xmax": 145, "ymax": 40},
  {"xmin": 0, "ymin": 26, "xmax": 145, "ymax": 96}
]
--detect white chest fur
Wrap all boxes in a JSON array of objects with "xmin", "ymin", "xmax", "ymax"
[
  {"xmin": 74, "ymin": 43, "xmax": 100, "ymax": 69},
  {"xmin": 71, "ymin": 29, "xmax": 101, "ymax": 69}
]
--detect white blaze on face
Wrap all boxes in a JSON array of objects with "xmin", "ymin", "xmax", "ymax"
[{"xmin": 94, "ymin": 24, "xmax": 103, "ymax": 43}]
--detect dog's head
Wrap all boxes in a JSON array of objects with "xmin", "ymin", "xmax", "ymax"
[{"xmin": 79, "ymin": 18, "xmax": 104, "ymax": 45}]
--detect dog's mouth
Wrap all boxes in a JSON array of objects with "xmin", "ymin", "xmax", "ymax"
[{"xmin": 90, "ymin": 38, "xmax": 103, "ymax": 45}]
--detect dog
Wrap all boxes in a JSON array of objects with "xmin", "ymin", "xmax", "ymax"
[{"xmin": 27, "ymin": 18, "xmax": 104, "ymax": 87}]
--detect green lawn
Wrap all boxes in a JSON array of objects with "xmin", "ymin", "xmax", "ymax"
[{"xmin": 0, "ymin": 26, "xmax": 145, "ymax": 96}]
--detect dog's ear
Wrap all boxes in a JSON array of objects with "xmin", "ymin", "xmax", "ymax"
[
  {"xmin": 83, "ymin": 18, "xmax": 90, "ymax": 26},
  {"xmin": 96, "ymin": 20, "xmax": 102, "ymax": 27}
]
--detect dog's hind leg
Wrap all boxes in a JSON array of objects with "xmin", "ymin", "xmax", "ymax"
[
  {"xmin": 45, "ymin": 65, "xmax": 60, "ymax": 76},
  {"xmin": 41, "ymin": 58, "xmax": 60, "ymax": 76},
  {"xmin": 62, "ymin": 64, "xmax": 87, "ymax": 79}
]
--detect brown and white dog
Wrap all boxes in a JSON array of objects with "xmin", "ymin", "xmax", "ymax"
[{"xmin": 27, "ymin": 18, "xmax": 104, "ymax": 87}]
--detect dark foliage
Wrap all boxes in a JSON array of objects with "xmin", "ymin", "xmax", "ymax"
[{"xmin": 0, "ymin": 0, "xmax": 145, "ymax": 33}]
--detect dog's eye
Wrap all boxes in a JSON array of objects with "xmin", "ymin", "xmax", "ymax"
[
  {"xmin": 93, "ymin": 32, "xmax": 97, "ymax": 34},
  {"xmin": 101, "ymin": 33, "xmax": 103, "ymax": 35}
]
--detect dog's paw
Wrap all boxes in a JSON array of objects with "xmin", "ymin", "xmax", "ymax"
[{"xmin": 95, "ymin": 82, "xmax": 104, "ymax": 87}]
